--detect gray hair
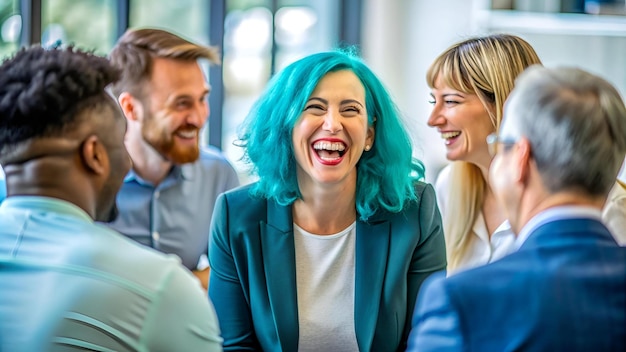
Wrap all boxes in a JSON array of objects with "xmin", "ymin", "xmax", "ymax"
[{"xmin": 501, "ymin": 65, "xmax": 626, "ymax": 196}]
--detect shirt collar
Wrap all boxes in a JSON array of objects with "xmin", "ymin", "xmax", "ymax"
[
  {"xmin": 0, "ymin": 196, "xmax": 93, "ymax": 223},
  {"xmin": 123, "ymin": 163, "xmax": 193, "ymax": 184},
  {"xmin": 514, "ymin": 205, "xmax": 603, "ymax": 249}
]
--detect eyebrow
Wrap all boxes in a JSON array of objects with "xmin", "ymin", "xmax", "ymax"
[
  {"xmin": 307, "ymin": 97, "xmax": 364, "ymax": 108},
  {"xmin": 168, "ymin": 89, "xmax": 210, "ymax": 102},
  {"xmin": 430, "ymin": 92, "xmax": 464, "ymax": 98}
]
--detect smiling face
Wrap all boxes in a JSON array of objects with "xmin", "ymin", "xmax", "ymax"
[
  {"xmin": 140, "ymin": 57, "xmax": 210, "ymax": 164},
  {"xmin": 428, "ymin": 76, "xmax": 495, "ymax": 169},
  {"xmin": 292, "ymin": 70, "xmax": 374, "ymax": 190}
]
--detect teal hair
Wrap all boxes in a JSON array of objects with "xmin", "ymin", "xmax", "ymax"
[{"xmin": 237, "ymin": 49, "xmax": 424, "ymax": 220}]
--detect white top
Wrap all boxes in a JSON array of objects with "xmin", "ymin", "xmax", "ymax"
[
  {"xmin": 618, "ymin": 158, "xmax": 626, "ymax": 183},
  {"xmin": 602, "ymin": 181, "xmax": 626, "ymax": 245},
  {"xmin": 294, "ymin": 222, "xmax": 359, "ymax": 352},
  {"xmin": 435, "ymin": 164, "xmax": 517, "ymax": 273}
]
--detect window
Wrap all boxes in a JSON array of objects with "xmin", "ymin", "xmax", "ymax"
[
  {"xmin": 11, "ymin": 0, "xmax": 361, "ymax": 185},
  {"xmin": 222, "ymin": 0, "xmax": 341, "ymax": 183},
  {"xmin": 42, "ymin": 0, "xmax": 117, "ymax": 54},
  {"xmin": 0, "ymin": 0, "xmax": 20, "ymax": 59},
  {"xmin": 130, "ymin": 0, "xmax": 210, "ymax": 45}
]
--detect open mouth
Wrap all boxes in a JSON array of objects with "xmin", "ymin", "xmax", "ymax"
[
  {"xmin": 312, "ymin": 140, "xmax": 347, "ymax": 162},
  {"xmin": 175, "ymin": 129, "xmax": 198, "ymax": 140},
  {"xmin": 441, "ymin": 131, "xmax": 461, "ymax": 145}
]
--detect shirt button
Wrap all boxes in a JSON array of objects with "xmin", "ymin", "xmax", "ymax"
[{"xmin": 152, "ymin": 231, "xmax": 160, "ymax": 241}]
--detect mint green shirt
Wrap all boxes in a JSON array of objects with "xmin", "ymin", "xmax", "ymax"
[{"xmin": 0, "ymin": 196, "xmax": 222, "ymax": 352}]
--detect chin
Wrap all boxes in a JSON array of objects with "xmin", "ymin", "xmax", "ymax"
[
  {"xmin": 168, "ymin": 148, "xmax": 200, "ymax": 164},
  {"xmin": 445, "ymin": 154, "xmax": 464, "ymax": 162},
  {"xmin": 445, "ymin": 148, "xmax": 463, "ymax": 161}
]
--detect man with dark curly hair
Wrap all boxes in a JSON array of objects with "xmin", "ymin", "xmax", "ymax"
[{"xmin": 0, "ymin": 46, "xmax": 222, "ymax": 351}]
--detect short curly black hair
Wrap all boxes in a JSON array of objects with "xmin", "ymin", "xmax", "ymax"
[{"xmin": 0, "ymin": 46, "xmax": 120, "ymax": 149}]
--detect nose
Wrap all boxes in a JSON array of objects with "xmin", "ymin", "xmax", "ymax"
[
  {"xmin": 322, "ymin": 110, "xmax": 342, "ymax": 134},
  {"xmin": 427, "ymin": 104, "xmax": 445, "ymax": 128}
]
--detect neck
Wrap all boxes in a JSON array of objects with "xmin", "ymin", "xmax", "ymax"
[
  {"xmin": 292, "ymin": 179, "xmax": 357, "ymax": 235},
  {"xmin": 125, "ymin": 136, "xmax": 172, "ymax": 186},
  {"xmin": 3, "ymin": 160, "xmax": 96, "ymax": 219},
  {"xmin": 475, "ymin": 155, "xmax": 492, "ymax": 182},
  {"xmin": 514, "ymin": 190, "xmax": 605, "ymax": 234},
  {"xmin": 481, "ymin": 182, "xmax": 508, "ymax": 235}
]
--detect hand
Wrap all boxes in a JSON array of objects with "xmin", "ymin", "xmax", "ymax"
[{"xmin": 192, "ymin": 267, "xmax": 210, "ymax": 290}]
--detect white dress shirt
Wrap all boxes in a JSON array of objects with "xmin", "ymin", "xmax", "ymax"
[{"xmin": 435, "ymin": 164, "xmax": 516, "ymax": 272}]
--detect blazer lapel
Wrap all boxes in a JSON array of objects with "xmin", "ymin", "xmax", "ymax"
[
  {"xmin": 260, "ymin": 199, "xmax": 298, "ymax": 352},
  {"xmin": 354, "ymin": 219, "xmax": 391, "ymax": 351}
]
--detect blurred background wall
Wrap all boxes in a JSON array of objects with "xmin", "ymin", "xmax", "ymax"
[
  {"xmin": 363, "ymin": 0, "xmax": 626, "ymax": 182},
  {"xmin": 1, "ymin": 0, "xmax": 625, "ymax": 183}
]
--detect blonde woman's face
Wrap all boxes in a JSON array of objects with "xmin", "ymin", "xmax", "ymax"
[{"xmin": 427, "ymin": 76, "xmax": 495, "ymax": 169}]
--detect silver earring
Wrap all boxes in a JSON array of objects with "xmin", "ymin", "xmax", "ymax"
[{"xmin": 364, "ymin": 145, "xmax": 371, "ymax": 151}]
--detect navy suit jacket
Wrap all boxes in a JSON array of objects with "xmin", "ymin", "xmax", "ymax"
[
  {"xmin": 407, "ymin": 217, "xmax": 626, "ymax": 351},
  {"xmin": 208, "ymin": 182, "xmax": 446, "ymax": 351}
]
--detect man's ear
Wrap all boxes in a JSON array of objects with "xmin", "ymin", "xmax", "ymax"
[
  {"xmin": 118, "ymin": 92, "xmax": 141, "ymax": 122},
  {"xmin": 80, "ymin": 135, "xmax": 109, "ymax": 177},
  {"xmin": 516, "ymin": 137, "xmax": 532, "ymax": 184}
]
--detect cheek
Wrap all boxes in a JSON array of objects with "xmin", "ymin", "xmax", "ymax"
[
  {"xmin": 489, "ymin": 157, "xmax": 508, "ymax": 194},
  {"xmin": 199, "ymin": 103, "xmax": 210, "ymax": 123},
  {"xmin": 292, "ymin": 118, "xmax": 316, "ymax": 143},
  {"xmin": 110, "ymin": 150, "xmax": 131, "ymax": 183},
  {"xmin": 463, "ymin": 105, "xmax": 494, "ymax": 131},
  {"xmin": 291, "ymin": 124, "xmax": 303, "ymax": 147},
  {"xmin": 291, "ymin": 123, "xmax": 308, "ymax": 161},
  {"xmin": 489, "ymin": 156, "xmax": 519, "ymax": 208},
  {"xmin": 467, "ymin": 115, "xmax": 493, "ymax": 138}
]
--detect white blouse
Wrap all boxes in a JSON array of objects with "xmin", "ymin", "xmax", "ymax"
[
  {"xmin": 293, "ymin": 222, "xmax": 359, "ymax": 352},
  {"xmin": 435, "ymin": 164, "xmax": 517, "ymax": 273},
  {"xmin": 602, "ymin": 181, "xmax": 626, "ymax": 246}
]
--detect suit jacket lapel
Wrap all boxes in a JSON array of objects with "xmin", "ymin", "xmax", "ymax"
[
  {"xmin": 354, "ymin": 219, "xmax": 391, "ymax": 351},
  {"xmin": 261, "ymin": 199, "xmax": 298, "ymax": 352}
]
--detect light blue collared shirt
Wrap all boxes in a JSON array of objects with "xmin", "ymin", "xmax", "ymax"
[
  {"xmin": 0, "ymin": 166, "xmax": 5, "ymax": 200},
  {"xmin": 106, "ymin": 146, "xmax": 239, "ymax": 270},
  {"xmin": 0, "ymin": 196, "xmax": 222, "ymax": 351}
]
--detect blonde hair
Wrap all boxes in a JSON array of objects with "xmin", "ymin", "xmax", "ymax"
[{"xmin": 427, "ymin": 34, "xmax": 542, "ymax": 271}]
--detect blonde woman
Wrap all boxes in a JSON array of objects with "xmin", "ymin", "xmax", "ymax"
[
  {"xmin": 427, "ymin": 34, "xmax": 542, "ymax": 273},
  {"xmin": 603, "ymin": 159, "xmax": 626, "ymax": 245}
]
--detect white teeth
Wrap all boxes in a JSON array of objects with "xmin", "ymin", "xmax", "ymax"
[
  {"xmin": 441, "ymin": 131, "xmax": 461, "ymax": 139},
  {"xmin": 177, "ymin": 130, "xmax": 196, "ymax": 139},
  {"xmin": 313, "ymin": 141, "xmax": 346, "ymax": 151}
]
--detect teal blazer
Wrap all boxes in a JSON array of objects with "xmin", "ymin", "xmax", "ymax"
[{"xmin": 208, "ymin": 182, "xmax": 446, "ymax": 351}]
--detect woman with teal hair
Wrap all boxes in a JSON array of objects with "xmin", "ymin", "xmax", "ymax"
[{"xmin": 208, "ymin": 49, "xmax": 446, "ymax": 351}]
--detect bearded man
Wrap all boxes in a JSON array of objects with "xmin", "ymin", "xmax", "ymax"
[{"xmin": 108, "ymin": 28, "xmax": 240, "ymax": 289}]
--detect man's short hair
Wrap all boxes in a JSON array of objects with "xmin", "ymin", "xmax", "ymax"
[
  {"xmin": 108, "ymin": 28, "xmax": 220, "ymax": 99},
  {"xmin": 502, "ymin": 66, "xmax": 626, "ymax": 196}
]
